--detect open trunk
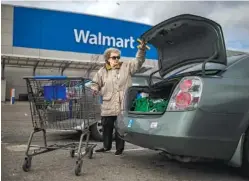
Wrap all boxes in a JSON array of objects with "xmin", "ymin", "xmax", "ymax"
[
  {"xmin": 125, "ymin": 14, "xmax": 228, "ymax": 115},
  {"xmin": 125, "ymin": 78, "xmax": 180, "ymax": 115}
]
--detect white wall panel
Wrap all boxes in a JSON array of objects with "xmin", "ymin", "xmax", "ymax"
[
  {"xmin": 12, "ymin": 47, "xmax": 40, "ymax": 57},
  {"xmin": 1, "ymin": 45, "xmax": 13, "ymax": 54},
  {"xmin": 1, "ymin": 33, "xmax": 13, "ymax": 46},
  {"xmin": 1, "ymin": 5, "xmax": 13, "ymax": 20},
  {"xmin": 5, "ymin": 67, "xmax": 33, "ymax": 99},
  {"xmin": 39, "ymin": 49, "xmax": 101, "ymax": 63},
  {"xmin": 1, "ymin": 79, "xmax": 7, "ymax": 102},
  {"xmin": 35, "ymin": 68, "xmax": 61, "ymax": 76},
  {"xmin": 64, "ymin": 69, "xmax": 85, "ymax": 77},
  {"xmin": 1, "ymin": 5, "xmax": 13, "ymax": 53},
  {"xmin": 1, "ymin": 19, "xmax": 13, "ymax": 34}
]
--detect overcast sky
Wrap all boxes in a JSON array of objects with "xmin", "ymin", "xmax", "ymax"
[{"xmin": 3, "ymin": 1, "xmax": 249, "ymax": 52}]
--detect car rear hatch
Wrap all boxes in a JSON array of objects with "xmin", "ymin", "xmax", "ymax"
[
  {"xmin": 125, "ymin": 14, "xmax": 228, "ymax": 115},
  {"xmin": 141, "ymin": 14, "xmax": 227, "ymax": 77}
]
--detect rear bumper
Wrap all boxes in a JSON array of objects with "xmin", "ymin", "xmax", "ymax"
[
  {"xmin": 122, "ymin": 131, "xmax": 237, "ymax": 160},
  {"xmin": 117, "ymin": 109, "xmax": 241, "ymax": 160}
]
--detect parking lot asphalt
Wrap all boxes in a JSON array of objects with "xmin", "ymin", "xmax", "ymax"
[{"xmin": 1, "ymin": 102, "xmax": 248, "ymax": 181}]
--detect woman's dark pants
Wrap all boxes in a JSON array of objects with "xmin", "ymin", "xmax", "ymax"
[{"xmin": 102, "ymin": 116, "xmax": 125, "ymax": 151}]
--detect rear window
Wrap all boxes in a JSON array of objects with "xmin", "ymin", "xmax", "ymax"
[
  {"xmin": 226, "ymin": 50, "xmax": 248, "ymax": 66},
  {"xmin": 226, "ymin": 50, "xmax": 246, "ymax": 57}
]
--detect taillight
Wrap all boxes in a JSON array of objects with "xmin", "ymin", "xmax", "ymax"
[
  {"xmin": 167, "ymin": 76, "xmax": 203, "ymax": 111},
  {"xmin": 179, "ymin": 79, "xmax": 192, "ymax": 92},
  {"xmin": 175, "ymin": 92, "xmax": 192, "ymax": 109}
]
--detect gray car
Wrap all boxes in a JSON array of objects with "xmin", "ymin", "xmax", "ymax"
[{"xmin": 117, "ymin": 14, "xmax": 249, "ymax": 177}]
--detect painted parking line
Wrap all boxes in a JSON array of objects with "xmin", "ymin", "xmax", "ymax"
[
  {"xmin": 3, "ymin": 142, "xmax": 146, "ymax": 153},
  {"xmin": 5, "ymin": 144, "xmax": 38, "ymax": 152},
  {"xmin": 110, "ymin": 147, "xmax": 146, "ymax": 152},
  {"xmin": 92, "ymin": 147, "xmax": 146, "ymax": 153}
]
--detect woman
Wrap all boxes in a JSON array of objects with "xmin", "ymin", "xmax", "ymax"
[{"xmin": 91, "ymin": 41, "xmax": 147, "ymax": 155}]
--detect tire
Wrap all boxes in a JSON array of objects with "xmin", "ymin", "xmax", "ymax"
[
  {"xmin": 90, "ymin": 121, "xmax": 115, "ymax": 141},
  {"xmin": 241, "ymin": 127, "xmax": 249, "ymax": 177}
]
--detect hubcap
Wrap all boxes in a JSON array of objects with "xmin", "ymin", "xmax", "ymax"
[
  {"xmin": 96, "ymin": 120, "xmax": 103, "ymax": 134},
  {"xmin": 96, "ymin": 120, "xmax": 115, "ymax": 136}
]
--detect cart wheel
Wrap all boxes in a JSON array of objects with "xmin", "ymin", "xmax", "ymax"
[
  {"xmin": 75, "ymin": 160, "xmax": 83, "ymax": 176},
  {"xmin": 22, "ymin": 156, "xmax": 32, "ymax": 172},
  {"xmin": 70, "ymin": 150, "xmax": 75, "ymax": 158},
  {"xmin": 88, "ymin": 148, "xmax": 94, "ymax": 159}
]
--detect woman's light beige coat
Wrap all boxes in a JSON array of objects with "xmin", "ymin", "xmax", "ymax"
[{"xmin": 91, "ymin": 49, "xmax": 146, "ymax": 116}]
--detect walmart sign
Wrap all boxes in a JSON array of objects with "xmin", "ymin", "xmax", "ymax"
[
  {"xmin": 74, "ymin": 29, "xmax": 136, "ymax": 49},
  {"xmin": 13, "ymin": 7, "xmax": 157, "ymax": 59}
]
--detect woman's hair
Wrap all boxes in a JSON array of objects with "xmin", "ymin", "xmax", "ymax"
[{"xmin": 103, "ymin": 48, "xmax": 121, "ymax": 63}]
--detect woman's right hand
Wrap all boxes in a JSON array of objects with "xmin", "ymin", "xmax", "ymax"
[
  {"xmin": 140, "ymin": 40, "xmax": 147, "ymax": 50},
  {"xmin": 137, "ymin": 39, "xmax": 149, "ymax": 50},
  {"xmin": 92, "ymin": 90, "xmax": 98, "ymax": 96}
]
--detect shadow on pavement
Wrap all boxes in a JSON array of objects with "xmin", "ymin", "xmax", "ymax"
[{"xmin": 119, "ymin": 151, "xmax": 247, "ymax": 181}]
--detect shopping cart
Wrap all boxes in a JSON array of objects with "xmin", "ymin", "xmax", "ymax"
[{"xmin": 22, "ymin": 76, "xmax": 99, "ymax": 176}]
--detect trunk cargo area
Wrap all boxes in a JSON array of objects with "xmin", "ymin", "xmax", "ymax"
[{"xmin": 126, "ymin": 79, "xmax": 179, "ymax": 114}]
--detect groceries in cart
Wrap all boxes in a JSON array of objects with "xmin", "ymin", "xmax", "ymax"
[
  {"xmin": 39, "ymin": 80, "xmax": 92, "ymax": 110},
  {"xmin": 130, "ymin": 92, "xmax": 169, "ymax": 113}
]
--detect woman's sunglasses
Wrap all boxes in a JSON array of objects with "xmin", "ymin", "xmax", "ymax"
[{"xmin": 109, "ymin": 56, "xmax": 120, "ymax": 60}]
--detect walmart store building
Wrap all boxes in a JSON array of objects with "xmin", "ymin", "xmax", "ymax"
[{"xmin": 1, "ymin": 4, "xmax": 158, "ymax": 101}]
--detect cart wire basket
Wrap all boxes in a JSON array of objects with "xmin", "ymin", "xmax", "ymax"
[{"xmin": 22, "ymin": 75, "xmax": 99, "ymax": 176}]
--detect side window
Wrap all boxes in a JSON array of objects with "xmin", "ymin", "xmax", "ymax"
[{"xmin": 223, "ymin": 57, "xmax": 249, "ymax": 78}]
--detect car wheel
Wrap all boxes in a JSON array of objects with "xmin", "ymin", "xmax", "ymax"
[
  {"xmin": 241, "ymin": 127, "xmax": 249, "ymax": 177},
  {"xmin": 90, "ymin": 120, "xmax": 115, "ymax": 141}
]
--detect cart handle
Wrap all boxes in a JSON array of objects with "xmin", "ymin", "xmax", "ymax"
[{"xmin": 23, "ymin": 76, "xmax": 85, "ymax": 80}]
